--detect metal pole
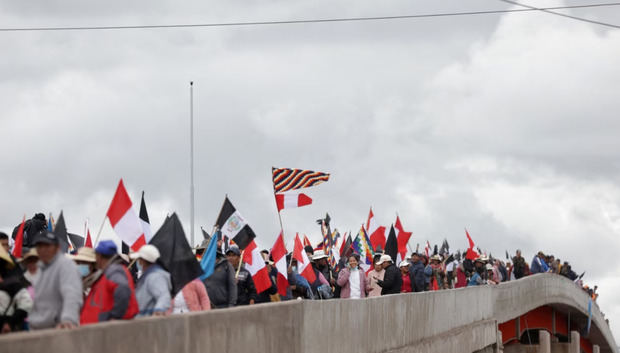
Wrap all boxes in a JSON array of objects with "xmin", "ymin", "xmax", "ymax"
[{"xmin": 190, "ymin": 81, "xmax": 195, "ymax": 247}]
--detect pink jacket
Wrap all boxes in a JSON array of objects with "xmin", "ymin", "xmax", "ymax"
[
  {"xmin": 336, "ymin": 267, "xmax": 367, "ymax": 298},
  {"xmin": 366, "ymin": 268, "xmax": 384, "ymax": 297},
  {"xmin": 168, "ymin": 279, "xmax": 211, "ymax": 313}
]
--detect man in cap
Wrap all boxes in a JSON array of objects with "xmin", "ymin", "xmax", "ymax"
[
  {"xmin": 29, "ymin": 231, "xmax": 83, "ymax": 329},
  {"xmin": 226, "ymin": 246, "xmax": 257, "ymax": 306},
  {"xmin": 80, "ymin": 241, "xmax": 138, "ymax": 324},
  {"xmin": 204, "ymin": 236, "xmax": 237, "ymax": 308},
  {"xmin": 130, "ymin": 244, "xmax": 171, "ymax": 317},
  {"xmin": 376, "ymin": 254, "xmax": 402, "ymax": 295}
]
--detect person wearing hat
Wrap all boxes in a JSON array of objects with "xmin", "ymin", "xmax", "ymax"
[
  {"xmin": 310, "ymin": 250, "xmax": 334, "ymax": 299},
  {"xmin": 130, "ymin": 244, "xmax": 171, "ymax": 317},
  {"xmin": 365, "ymin": 254, "xmax": 385, "ymax": 297},
  {"xmin": 226, "ymin": 246, "xmax": 257, "ymax": 306},
  {"xmin": 399, "ymin": 261, "xmax": 412, "ymax": 293},
  {"xmin": 467, "ymin": 257, "xmax": 487, "ymax": 286},
  {"xmin": 80, "ymin": 241, "xmax": 138, "ymax": 324},
  {"xmin": 408, "ymin": 253, "xmax": 425, "ymax": 293},
  {"xmin": 21, "ymin": 248, "xmax": 40, "ymax": 287},
  {"xmin": 0, "ymin": 243, "xmax": 32, "ymax": 333},
  {"xmin": 204, "ymin": 236, "xmax": 237, "ymax": 309},
  {"xmin": 376, "ymin": 254, "xmax": 402, "ymax": 295},
  {"xmin": 29, "ymin": 231, "xmax": 83, "ymax": 330},
  {"xmin": 336, "ymin": 254, "xmax": 368, "ymax": 299},
  {"xmin": 68, "ymin": 247, "xmax": 99, "ymax": 295},
  {"xmin": 427, "ymin": 255, "xmax": 445, "ymax": 291},
  {"xmin": 486, "ymin": 264, "xmax": 498, "ymax": 285}
]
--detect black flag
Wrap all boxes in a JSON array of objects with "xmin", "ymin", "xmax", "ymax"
[
  {"xmin": 54, "ymin": 211, "xmax": 71, "ymax": 253},
  {"xmin": 215, "ymin": 197, "xmax": 256, "ymax": 250},
  {"xmin": 149, "ymin": 213, "xmax": 204, "ymax": 296},
  {"xmin": 384, "ymin": 225, "xmax": 398, "ymax": 263},
  {"xmin": 505, "ymin": 250, "xmax": 510, "ymax": 260},
  {"xmin": 68, "ymin": 233, "xmax": 84, "ymax": 249}
]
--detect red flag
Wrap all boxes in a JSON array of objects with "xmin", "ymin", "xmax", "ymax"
[
  {"xmin": 465, "ymin": 229, "xmax": 479, "ymax": 260},
  {"xmin": 303, "ymin": 234, "xmax": 311, "ymax": 248},
  {"xmin": 106, "ymin": 179, "xmax": 145, "ymax": 251},
  {"xmin": 12, "ymin": 216, "xmax": 25, "ymax": 258},
  {"xmin": 275, "ymin": 193, "xmax": 312, "ymax": 212},
  {"xmin": 85, "ymin": 228, "xmax": 93, "ymax": 248},
  {"xmin": 395, "ymin": 216, "xmax": 412, "ymax": 263},
  {"xmin": 271, "ymin": 232, "xmax": 289, "ymax": 296},
  {"xmin": 366, "ymin": 208, "xmax": 386, "ymax": 252},
  {"xmin": 293, "ymin": 233, "xmax": 316, "ymax": 283},
  {"xmin": 244, "ymin": 240, "xmax": 272, "ymax": 294}
]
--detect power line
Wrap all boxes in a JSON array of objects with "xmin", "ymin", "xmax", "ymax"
[
  {"xmin": 0, "ymin": 2, "xmax": 619, "ymax": 32},
  {"xmin": 499, "ymin": 0, "xmax": 620, "ymax": 29}
]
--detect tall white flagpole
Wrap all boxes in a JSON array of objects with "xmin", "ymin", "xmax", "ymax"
[{"xmin": 190, "ymin": 81, "xmax": 195, "ymax": 247}]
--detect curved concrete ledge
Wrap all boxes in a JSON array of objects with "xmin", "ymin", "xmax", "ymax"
[{"xmin": 0, "ymin": 274, "xmax": 615, "ymax": 353}]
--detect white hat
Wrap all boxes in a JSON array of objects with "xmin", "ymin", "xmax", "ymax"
[
  {"xmin": 376, "ymin": 254, "xmax": 393, "ymax": 266},
  {"xmin": 399, "ymin": 260, "xmax": 409, "ymax": 268},
  {"xmin": 129, "ymin": 244, "xmax": 160, "ymax": 263},
  {"xmin": 67, "ymin": 247, "xmax": 96, "ymax": 263},
  {"xmin": 485, "ymin": 263, "xmax": 493, "ymax": 270},
  {"xmin": 312, "ymin": 250, "xmax": 328, "ymax": 260}
]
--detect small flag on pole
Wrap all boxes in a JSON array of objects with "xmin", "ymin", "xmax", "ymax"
[
  {"xmin": 106, "ymin": 179, "xmax": 146, "ymax": 251},
  {"xmin": 275, "ymin": 193, "xmax": 312, "ymax": 212}
]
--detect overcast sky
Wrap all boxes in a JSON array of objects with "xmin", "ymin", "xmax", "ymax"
[{"xmin": 1, "ymin": 0, "xmax": 619, "ymax": 341}]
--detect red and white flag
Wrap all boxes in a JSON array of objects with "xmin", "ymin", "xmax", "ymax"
[
  {"xmin": 425, "ymin": 241, "xmax": 431, "ymax": 257},
  {"xmin": 271, "ymin": 231, "xmax": 289, "ymax": 296},
  {"xmin": 293, "ymin": 233, "xmax": 316, "ymax": 283},
  {"xmin": 243, "ymin": 240, "xmax": 272, "ymax": 294},
  {"xmin": 395, "ymin": 216, "xmax": 412, "ymax": 264},
  {"xmin": 106, "ymin": 179, "xmax": 145, "ymax": 251},
  {"xmin": 303, "ymin": 234, "xmax": 312, "ymax": 248},
  {"xmin": 366, "ymin": 208, "xmax": 386, "ymax": 252},
  {"xmin": 275, "ymin": 193, "xmax": 312, "ymax": 212},
  {"xmin": 85, "ymin": 228, "xmax": 93, "ymax": 248}
]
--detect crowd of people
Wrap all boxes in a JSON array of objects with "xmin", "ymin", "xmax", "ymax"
[{"xmin": 0, "ymin": 213, "xmax": 600, "ymax": 335}]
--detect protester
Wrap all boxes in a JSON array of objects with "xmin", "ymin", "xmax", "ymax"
[
  {"xmin": 68, "ymin": 247, "xmax": 99, "ymax": 295},
  {"xmin": 0, "ymin": 245, "xmax": 32, "ymax": 333},
  {"xmin": 11, "ymin": 214, "xmax": 48, "ymax": 251},
  {"xmin": 226, "ymin": 246, "xmax": 257, "ymax": 306},
  {"xmin": 530, "ymin": 251, "xmax": 549, "ymax": 274},
  {"xmin": 366, "ymin": 254, "xmax": 385, "ymax": 297},
  {"xmin": 29, "ymin": 232, "xmax": 82, "ymax": 329},
  {"xmin": 204, "ymin": 247, "xmax": 237, "ymax": 308},
  {"xmin": 80, "ymin": 241, "xmax": 138, "ymax": 324},
  {"xmin": 309, "ymin": 252, "xmax": 332, "ymax": 299},
  {"xmin": 312, "ymin": 250, "xmax": 336, "ymax": 287},
  {"xmin": 169, "ymin": 278, "xmax": 211, "ymax": 314},
  {"xmin": 511, "ymin": 250, "xmax": 526, "ymax": 279},
  {"xmin": 486, "ymin": 264, "xmax": 498, "ymax": 285},
  {"xmin": 256, "ymin": 252, "xmax": 278, "ymax": 303},
  {"xmin": 0, "ymin": 233, "xmax": 9, "ymax": 253},
  {"xmin": 468, "ymin": 257, "xmax": 486, "ymax": 287},
  {"xmin": 336, "ymin": 254, "xmax": 367, "ymax": 299},
  {"xmin": 376, "ymin": 255, "xmax": 402, "ymax": 295},
  {"xmin": 399, "ymin": 261, "xmax": 412, "ymax": 293},
  {"xmin": 130, "ymin": 244, "xmax": 171, "ymax": 317},
  {"xmin": 20, "ymin": 249, "xmax": 40, "ymax": 288},
  {"xmin": 428, "ymin": 255, "xmax": 444, "ymax": 291},
  {"xmin": 408, "ymin": 253, "xmax": 425, "ymax": 292}
]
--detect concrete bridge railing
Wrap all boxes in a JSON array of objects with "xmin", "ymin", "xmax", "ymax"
[{"xmin": 0, "ymin": 273, "xmax": 615, "ymax": 353}]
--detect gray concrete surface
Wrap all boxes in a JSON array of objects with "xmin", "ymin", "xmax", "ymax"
[{"xmin": 0, "ymin": 274, "xmax": 615, "ymax": 353}]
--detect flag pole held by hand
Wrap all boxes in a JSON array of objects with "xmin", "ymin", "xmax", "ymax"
[{"xmin": 235, "ymin": 250, "xmax": 245, "ymax": 279}]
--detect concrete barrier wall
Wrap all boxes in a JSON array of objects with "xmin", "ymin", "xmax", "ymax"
[{"xmin": 0, "ymin": 274, "xmax": 615, "ymax": 353}]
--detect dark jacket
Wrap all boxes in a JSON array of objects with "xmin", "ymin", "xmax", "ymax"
[
  {"xmin": 512, "ymin": 256, "xmax": 526, "ymax": 279},
  {"xmin": 409, "ymin": 260, "xmax": 425, "ymax": 292},
  {"xmin": 235, "ymin": 266, "xmax": 257, "ymax": 305},
  {"xmin": 12, "ymin": 217, "xmax": 47, "ymax": 250},
  {"xmin": 377, "ymin": 264, "xmax": 402, "ymax": 295},
  {"xmin": 204, "ymin": 256, "xmax": 237, "ymax": 308}
]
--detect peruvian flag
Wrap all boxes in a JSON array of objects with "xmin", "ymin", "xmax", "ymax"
[
  {"xmin": 465, "ymin": 229, "xmax": 479, "ymax": 260},
  {"xmin": 106, "ymin": 179, "xmax": 146, "ymax": 251},
  {"xmin": 271, "ymin": 231, "xmax": 289, "ymax": 296},
  {"xmin": 243, "ymin": 240, "xmax": 272, "ymax": 294},
  {"xmin": 395, "ymin": 216, "xmax": 412, "ymax": 264},
  {"xmin": 12, "ymin": 216, "xmax": 25, "ymax": 258},
  {"xmin": 275, "ymin": 193, "xmax": 312, "ymax": 212},
  {"xmin": 425, "ymin": 241, "xmax": 431, "ymax": 257},
  {"xmin": 366, "ymin": 208, "xmax": 386, "ymax": 252},
  {"xmin": 293, "ymin": 233, "xmax": 316, "ymax": 283}
]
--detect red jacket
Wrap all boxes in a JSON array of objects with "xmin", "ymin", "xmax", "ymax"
[{"xmin": 81, "ymin": 262, "xmax": 138, "ymax": 324}]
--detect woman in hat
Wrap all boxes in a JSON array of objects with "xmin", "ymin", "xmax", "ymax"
[
  {"xmin": 399, "ymin": 261, "xmax": 412, "ymax": 293},
  {"xmin": 336, "ymin": 254, "xmax": 367, "ymax": 299},
  {"xmin": 68, "ymin": 247, "xmax": 99, "ymax": 296}
]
